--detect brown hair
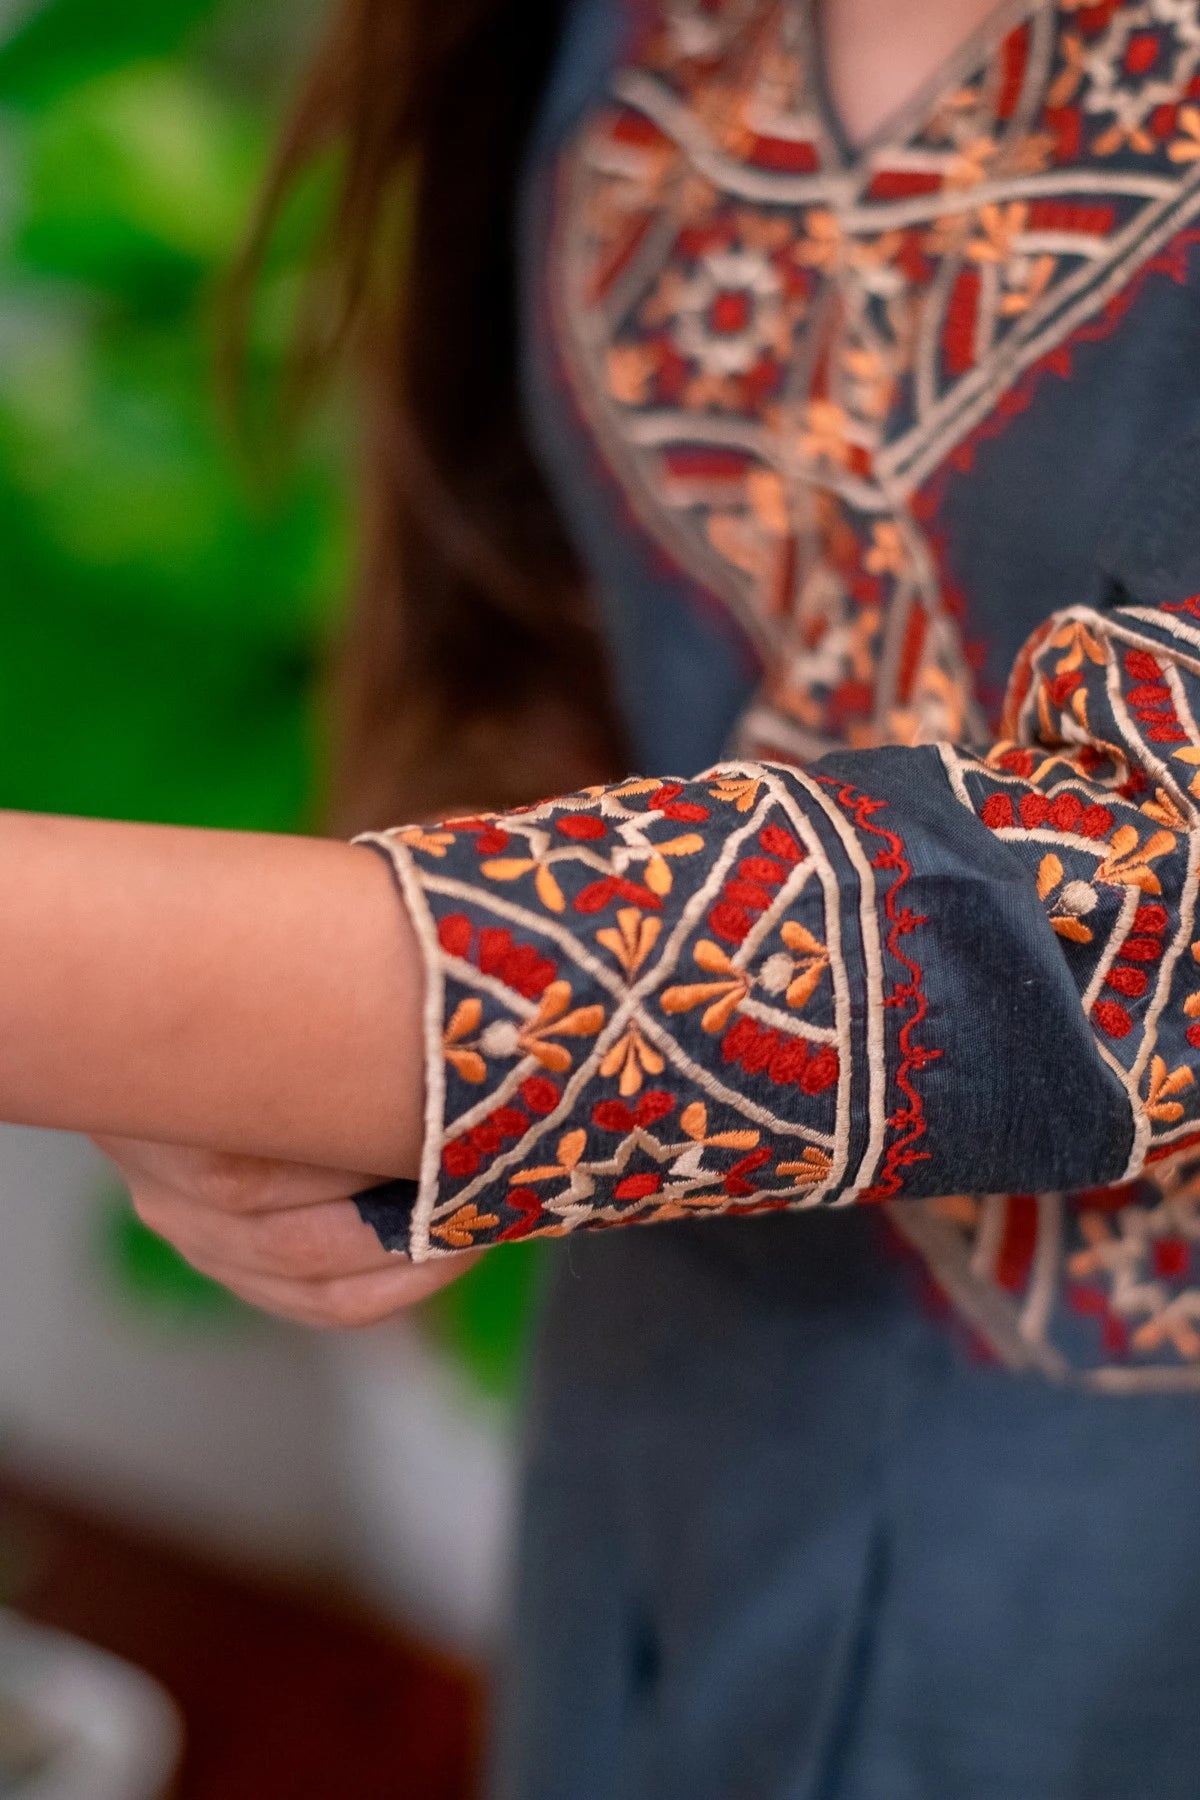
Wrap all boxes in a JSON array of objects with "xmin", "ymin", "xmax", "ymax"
[{"xmin": 241, "ymin": 0, "xmax": 624, "ymax": 830}]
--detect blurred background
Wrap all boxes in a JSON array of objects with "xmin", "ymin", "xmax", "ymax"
[{"xmin": 0, "ymin": 0, "xmax": 535, "ymax": 1792}]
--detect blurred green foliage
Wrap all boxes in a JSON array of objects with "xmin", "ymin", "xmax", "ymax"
[
  {"xmin": 0, "ymin": 0, "xmax": 537, "ymax": 1394},
  {"xmin": 0, "ymin": 0, "xmax": 346, "ymax": 831}
]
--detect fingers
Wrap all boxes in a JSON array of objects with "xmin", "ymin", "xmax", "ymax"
[
  {"xmin": 88, "ymin": 1133, "xmax": 479, "ymax": 1331},
  {"xmin": 172, "ymin": 1247, "xmax": 482, "ymax": 1330},
  {"xmin": 128, "ymin": 1185, "xmax": 397, "ymax": 1282},
  {"xmin": 93, "ymin": 1137, "xmax": 379, "ymax": 1213}
]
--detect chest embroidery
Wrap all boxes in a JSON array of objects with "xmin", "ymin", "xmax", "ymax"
[
  {"xmin": 892, "ymin": 1171, "xmax": 1200, "ymax": 1388},
  {"xmin": 545, "ymin": 0, "xmax": 1200, "ymax": 1387},
  {"xmin": 550, "ymin": 0, "xmax": 1200, "ymax": 761}
]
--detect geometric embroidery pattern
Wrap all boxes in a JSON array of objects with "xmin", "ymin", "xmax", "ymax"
[
  {"xmin": 891, "ymin": 1163, "xmax": 1200, "ymax": 1390},
  {"xmin": 892, "ymin": 596, "xmax": 1200, "ymax": 1386},
  {"xmin": 550, "ymin": 0, "xmax": 1200, "ymax": 757},
  {"xmin": 354, "ymin": 2, "xmax": 1200, "ymax": 1390},
  {"xmin": 362, "ymin": 595, "xmax": 1200, "ymax": 1391}
]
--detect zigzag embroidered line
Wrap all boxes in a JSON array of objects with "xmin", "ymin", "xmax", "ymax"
[{"xmin": 816, "ymin": 775, "xmax": 941, "ymax": 1200}]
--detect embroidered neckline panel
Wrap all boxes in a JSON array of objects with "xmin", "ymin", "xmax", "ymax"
[
  {"xmin": 530, "ymin": 0, "xmax": 1200, "ymax": 1386},
  {"xmin": 550, "ymin": 0, "xmax": 1200, "ymax": 761}
]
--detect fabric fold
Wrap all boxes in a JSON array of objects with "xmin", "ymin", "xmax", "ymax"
[{"xmin": 356, "ymin": 595, "xmax": 1200, "ymax": 1260}]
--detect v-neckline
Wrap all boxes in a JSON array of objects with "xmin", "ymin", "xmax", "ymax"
[{"xmin": 803, "ymin": 0, "xmax": 1053, "ymax": 170}]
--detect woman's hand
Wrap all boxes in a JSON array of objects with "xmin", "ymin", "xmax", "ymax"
[{"xmin": 93, "ymin": 1136, "xmax": 480, "ymax": 1328}]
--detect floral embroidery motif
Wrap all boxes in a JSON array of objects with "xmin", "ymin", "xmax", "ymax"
[
  {"xmin": 950, "ymin": 601, "xmax": 1200, "ymax": 1162},
  {"xmin": 551, "ymin": 0, "xmax": 1200, "ymax": 760},
  {"xmin": 896, "ymin": 597, "xmax": 1200, "ymax": 1383},
  {"xmin": 353, "ymin": 2, "xmax": 1200, "ymax": 1393},
  {"xmin": 891, "ymin": 1163, "xmax": 1200, "ymax": 1387},
  {"xmin": 365, "ymin": 767, "xmax": 918, "ymax": 1254},
  {"xmin": 362, "ymin": 591, "xmax": 1200, "ymax": 1389}
]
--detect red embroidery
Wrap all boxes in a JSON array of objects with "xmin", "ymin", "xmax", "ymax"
[
  {"xmin": 591, "ymin": 1091, "xmax": 675, "ymax": 1131},
  {"xmin": 521, "ymin": 1076, "xmax": 561, "ymax": 1113},
  {"xmin": 758, "ymin": 824, "xmax": 803, "ymax": 862},
  {"xmin": 720, "ymin": 1016, "xmax": 838, "ymax": 1092},
  {"xmin": 818, "ymin": 777, "xmax": 941, "ymax": 1202},
  {"xmin": 575, "ymin": 876, "xmax": 662, "ymax": 913},
  {"xmin": 1093, "ymin": 998, "xmax": 1133, "ymax": 1038},
  {"xmin": 615, "ymin": 1172, "xmax": 662, "ymax": 1201},
  {"xmin": 917, "ymin": 230, "xmax": 1200, "ymax": 511},
  {"xmin": 648, "ymin": 782, "xmax": 710, "ymax": 822},
  {"xmin": 996, "ymin": 1195, "xmax": 1039, "ymax": 1292}
]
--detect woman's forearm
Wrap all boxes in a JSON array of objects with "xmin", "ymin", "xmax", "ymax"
[{"xmin": 0, "ymin": 812, "xmax": 424, "ymax": 1176}]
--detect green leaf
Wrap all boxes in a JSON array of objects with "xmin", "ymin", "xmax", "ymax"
[
  {"xmin": 0, "ymin": 0, "xmax": 221, "ymax": 106},
  {"xmin": 0, "ymin": 299, "xmax": 350, "ymax": 648},
  {"xmin": 17, "ymin": 66, "xmax": 264, "ymax": 288}
]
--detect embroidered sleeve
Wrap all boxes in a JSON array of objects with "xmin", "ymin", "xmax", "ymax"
[{"xmin": 354, "ymin": 597, "xmax": 1200, "ymax": 1260}]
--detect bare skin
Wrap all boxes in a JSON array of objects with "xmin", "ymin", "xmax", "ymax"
[
  {"xmin": 92, "ymin": 1138, "xmax": 479, "ymax": 1326},
  {"xmin": 9, "ymin": 0, "xmax": 997, "ymax": 1329},
  {"xmin": 0, "ymin": 815, "xmax": 420, "ymax": 1165},
  {"xmin": 820, "ymin": 0, "xmax": 1007, "ymax": 147},
  {"xmin": 0, "ymin": 812, "xmax": 468, "ymax": 1325}
]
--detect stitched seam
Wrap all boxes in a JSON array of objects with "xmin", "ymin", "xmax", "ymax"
[{"xmin": 816, "ymin": 777, "xmax": 940, "ymax": 1200}]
